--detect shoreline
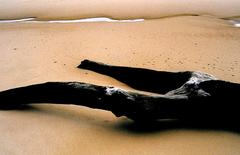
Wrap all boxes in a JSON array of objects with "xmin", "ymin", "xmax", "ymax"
[{"xmin": 1, "ymin": 0, "xmax": 240, "ymax": 20}]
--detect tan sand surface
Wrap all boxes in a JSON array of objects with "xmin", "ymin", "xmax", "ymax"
[{"xmin": 0, "ymin": 15, "xmax": 240, "ymax": 154}]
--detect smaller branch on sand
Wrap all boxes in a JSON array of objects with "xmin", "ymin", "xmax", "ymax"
[{"xmin": 0, "ymin": 59, "xmax": 239, "ymax": 122}]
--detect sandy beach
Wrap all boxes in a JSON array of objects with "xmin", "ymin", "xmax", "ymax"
[{"xmin": 1, "ymin": 5, "xmax": 240, "ymax": 155}]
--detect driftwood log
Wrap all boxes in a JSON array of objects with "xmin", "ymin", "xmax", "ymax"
[{"xmin": 0, "ymin": 59, "xmax": 239, "ymax": 122}]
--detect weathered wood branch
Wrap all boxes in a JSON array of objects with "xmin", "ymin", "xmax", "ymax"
[
  {"xmin": 0, "ymin": 81, "xmax": 191, "ymax": 120},
  {"xmin": 0, "ymin": 59, "xmax": 239, "ymax": 122},
  {"xmin": 78, "ymin": 59, "xmax": 192, "ymax": 94}
]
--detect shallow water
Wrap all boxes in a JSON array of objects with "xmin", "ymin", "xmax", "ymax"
[
  {"xmin": 0, "ymin": 0, "xmax": 240, "ymax": 20},
  {"xmin": 0, "ymin": 16, "xmax": 239, "ymax": 28}
]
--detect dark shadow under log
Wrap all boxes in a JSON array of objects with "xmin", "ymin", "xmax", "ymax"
[{"xmin": 0, "ymin": 59, "xmax": 240, "ymax": 123}]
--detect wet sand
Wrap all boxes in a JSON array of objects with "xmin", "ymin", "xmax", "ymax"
[
  {"xmin": 1, "ymin": 15, "xmax": 240, "ymax": 154},
  {"xmin": 0, "ymin": 0, "xmax": 240, "ymax": 20}
]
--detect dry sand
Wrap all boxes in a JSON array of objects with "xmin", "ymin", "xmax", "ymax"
[{"xmin": 0, "ymin": 15, "xmax": 240, "ymax": 154}]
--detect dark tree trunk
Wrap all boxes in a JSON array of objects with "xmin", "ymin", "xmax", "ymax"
[{"xmin": 0, "ymin": 59, "xmax": 239, "ymax": 122}]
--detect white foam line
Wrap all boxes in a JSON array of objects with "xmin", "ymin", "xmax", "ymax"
[
  {"xmin": 235, "ymin": 23, "xmax": 240, "ymax": 27},
  {"xmin": 0, "ymin": 18, "xmax": 35, "ymax": 23},
  {"xmin": 0, "ymin": 17, "xmax": 144, "ymax": 23},
  {"xmin": 38, "ymin": 18, "xmax": 144, "ymax": 23},
  {"xmin": 229, "ymin": 20, "xmax": 240, "ymax": 28}
]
